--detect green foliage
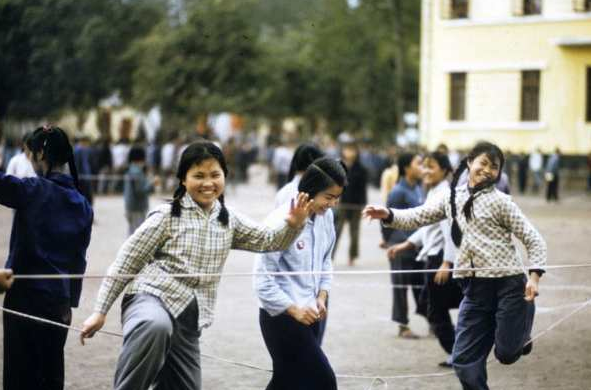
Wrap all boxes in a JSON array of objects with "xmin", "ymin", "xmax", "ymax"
[
  {"xmin": 1, "ymin": 0, "xmax": 421, "ymax": 139},
  {"xmin": 0, "ymin": 0, "xmax": 166, "ymax": 119}
]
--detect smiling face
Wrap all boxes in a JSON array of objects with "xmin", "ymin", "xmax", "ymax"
[
  {"xmin": 311, "ymin": 184, "xmax": 343, "ymax": 215},
  {"xmin": 421, "ymin": 157, "xmax": 447, "ymax": 188},
  {"xmin": 182, "ymin": 158, "xmax": 226, "ymax": 211},
  {"xmin": 467, "ymin": 153, "xmax": 500, "ymax": 187}
]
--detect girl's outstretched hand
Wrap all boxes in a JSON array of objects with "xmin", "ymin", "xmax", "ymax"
[
  {"xmin": 362, "ymin": 205, "xmax": 390, "ymax": 221},
  {"xmin": 286, "ymin": 192, "xmax": 314, "ymax": 228}
]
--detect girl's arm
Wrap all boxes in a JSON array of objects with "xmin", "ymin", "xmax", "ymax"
[
  {"xmin": 253, "ymin": 252, "xmax": 295, "ymax": 316},
  {"xmin": 93, "ymin": 210, "xmax": 170, "ymax": 315},
  {"xmin": 364, "ymin": 192, "xmax": 448, "ymax": 231},
  {"xmin": 319, "ymin": 226, "xmax": 336, "ymax": 295},
  {"xmin": 0, "ymin": 172, "xmax": 29, "ymax": 209},
  {"xmin": 231, "ymin": 193, "xmax": 312, "ymax": 253},
  {"xmin": 498, "ymin": 199, "xmax": 547, "ymax": 274}
]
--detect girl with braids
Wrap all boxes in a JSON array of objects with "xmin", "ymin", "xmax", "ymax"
[
  {"xmin": 255, "ymin": 157, "xmax": 347, "ymax": 390},
  {"xmin": 1, "ymin": 126, "xmax": 93, "ymax": 390},
  {"xmin": 363, "ymin": 142, "xmax": 547, "ymax": 390},
  {"xmin": 80, "ymin": 141, "xmax": 313, "ymax": 390},
  {"xmin": 385, "ymin": 151, "xmax": 462, "ymax": 367}
]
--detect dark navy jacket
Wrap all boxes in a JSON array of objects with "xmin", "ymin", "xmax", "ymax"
[
  {"xmin": 0, "ymin": 172, "xmax": 93, "ymax": 307},
  {"xmin": 381, "ymin": 178, "xmax": 424, "ymax": 245}
]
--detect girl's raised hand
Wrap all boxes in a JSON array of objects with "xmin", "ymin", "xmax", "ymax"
[
  {"xmin": 362, "ymin": 205, "xmax": 390, "ymax": 221},
  {"xmin": 286, "ymin": 192, "xmax": 314, "ymax": 228}
]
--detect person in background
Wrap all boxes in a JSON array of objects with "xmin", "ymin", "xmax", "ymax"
[
  {"xmin": 528, "ymin": 148, "xmax": 543, "ymax": 194},
  {"xmin": 382, "ymin": 152, "xmax": 426, "ymax": 338},
  {"xmin": 6, "ymin": 133, "xmax": 36, "ymax": 179},
  {"xmin": 335, "ymin": 142, "xmax": 368, "ymax": 266},
  {"xmin": 545, "ymin": 148, "xmax": 561, "ymax": 202},
  {"xmin": 74, "ymin": 136, "xmax": 94, "ymax": 206},
  {"xmin": 517, "ymin": 152, "xmax": 529, "ymax": 194},
  {"xmin": 124, "ymin": 146, "xmax": 159, "ymax": 236}
]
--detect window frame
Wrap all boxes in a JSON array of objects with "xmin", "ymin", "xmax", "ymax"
[
  {"xmin": 520, "ymin": 70, "xmax": 541, "ymax": 122},
  {"xmin": 449, "ymin": 72, "xmax": 467, "ymax": 121},
  {"xmin": 450, "ymin": 0, "xmax": 469, "ymax": 19},
  {"xmin": 523, "ymin": 0, "xmax": 542, "ymax": 16}
]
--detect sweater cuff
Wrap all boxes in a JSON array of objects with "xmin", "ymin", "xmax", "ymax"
[
  {"xmin": 528, "ymin": 268, "xmax": 545, "ymax": 277},
  {"xmin": 383, "ymin": 209, "xmax": 394, "ymax": 224}
]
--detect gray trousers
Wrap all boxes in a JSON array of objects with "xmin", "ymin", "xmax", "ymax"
[{"xmin": 115, "ymin": 294, "xmax": 201, "ymax": 390}]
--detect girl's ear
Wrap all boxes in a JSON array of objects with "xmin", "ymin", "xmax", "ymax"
[{"xmin": 466, "ymin": 159, "xmax": 472, "ymax": 171}]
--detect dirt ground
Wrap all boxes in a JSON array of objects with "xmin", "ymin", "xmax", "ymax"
[{"xmin": 1, "ymin": 166, "xmax": 590, "ymax": 390}]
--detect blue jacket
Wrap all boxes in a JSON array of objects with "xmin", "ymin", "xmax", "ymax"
[
  {"xmin": 254, "ymin": 202, "xmax": 334, "ymax": 316},
  {"xmin": 381, "ymin": 178, "xmax": 424, "ymax": 245},
  {"xmin": 0, "ymin": 172, "xmax": 93, "ymax": 307}
]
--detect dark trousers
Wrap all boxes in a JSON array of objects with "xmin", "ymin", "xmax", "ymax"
[
  {"xmin": 452, "ymin": 275, "xmax": 535, "ymax": 390},
  {"xmin": 335, "ymin": 208, "xmax": 362, "ymax": 260},
  {"xmin": 422, "ymin": 253, "xmax": 463, "ymax": 355},
  {"xmin": 259, "ymin": 309, "xmax": 337, "ymax": 390},
  {"xmin": 3, "ymin": 288, "xmax": 72, "ymax": 390},
  {"xmin": 390, "ymin": 249, "xmax": 426, "ymax": 325},
  {"xmin": 546, "ymin": 175, "xmax": 559, "ymax": 201}
]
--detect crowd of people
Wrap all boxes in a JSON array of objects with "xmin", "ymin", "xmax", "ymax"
[{"xmin": 0, "ymin": 123, "xmax": 555, "ymax": 390}]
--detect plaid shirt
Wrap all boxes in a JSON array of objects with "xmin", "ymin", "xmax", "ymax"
[
  {"xmin": 384, "ymin": 185, "xmax": 547, "ymax": 278},
  {"xmin": 95, "ymin": 193, "xmax": 302, "ymax": 330}
]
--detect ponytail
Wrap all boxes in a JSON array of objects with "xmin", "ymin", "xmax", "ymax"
[
  {"xmin": 218, "ymin": 194, "xmax": 229, "ymax": 226},
  {"xmin": 171, "ymin": 184, "xmax": 186, "ymax": 217}
]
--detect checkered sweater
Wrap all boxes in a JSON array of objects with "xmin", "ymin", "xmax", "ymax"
[
  {"xmin": 95, "ymin": 193, "xmax": 302, "ymax": 330},
  {"xmin": 384, "ymin": 185, "xmax": 547, "ymax": 278}
]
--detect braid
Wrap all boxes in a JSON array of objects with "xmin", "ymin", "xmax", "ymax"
[
  {"xmin": 450, "ymin": 158, "xmax": 468, "ymax": 247},
  {"xmin": 462, "ymin": 179, "xmax": 493, "ymax": 221},
  {"xmin": 171, "ymin": 184, "xmax": 186, "ymax": 217},
  {"xmin": 218, "ymin": 194, "xmax": 229, "ymax": 226}
]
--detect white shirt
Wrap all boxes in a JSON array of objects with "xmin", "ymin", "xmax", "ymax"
[
  {"xmin": 407, "ymin": 181, "xmax": 456, "ymax": 262},
  {"xmin": 6, "ymin": 153, "xmax": 36, "ymax": 178},
  {"xmin": 529, "ymin": 152, "xmax": 542, "ymax": 172},
  {"xmin": 111, "ymin": 144, "xmax": 131, "ymax": 170},
  {"xmin": 272, "ymin": 146, "xmax": 293, "ymax": 175}
]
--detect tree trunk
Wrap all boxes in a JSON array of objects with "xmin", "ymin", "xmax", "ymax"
[{"xmin": 390, "ymin": 0, "xmax": 405, "ymax": 135}]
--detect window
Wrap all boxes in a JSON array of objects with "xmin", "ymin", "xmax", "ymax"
[
  {"xmin": 573, "ymin": 0, "xmax": 591, "ymax": 12},
  {"xmin": 523, "ymin": 0, "xmax": 542, "ymax": 15},
  {"xmin": 586, "ymin": 67, "xmax": 591, "ymax": 122},
  {"xmin": 451, "ymin": 0, "xmax": 469, "ymax": 19},
  {"xmin": 450, "ymin": 73, "xmax": 466, "ymax": 121},
  {"xmin": 521, "ymin": 70, "xmax": 540, "ymax": 121}
]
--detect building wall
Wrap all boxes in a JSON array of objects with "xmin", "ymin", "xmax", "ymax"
[{"xmin": 420, "ymin": 0, "xmax": 591, "ymax": 154}]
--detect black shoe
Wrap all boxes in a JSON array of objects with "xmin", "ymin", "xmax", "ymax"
[
  {"xmin": 522, "ymin": 339, "xmax": 533, "ymax": 356},
  {"xmin": 438, "ymin": 361, "xmax": 453, "ymax": 368}
]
